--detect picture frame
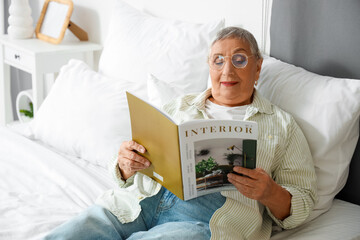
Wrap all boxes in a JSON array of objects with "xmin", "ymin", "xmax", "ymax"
[
  {"xmin": 35, "ymin": 0, "xmax": 88, "ymax": 44},
  {"xmin": 35, "ymin": 0, "xmax": 73, "ymax": 44}
]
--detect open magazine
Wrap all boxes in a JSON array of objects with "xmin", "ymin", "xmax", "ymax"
[{"xmin": 126, "ymin": 92, "xmax": 258, "ymax": 201}]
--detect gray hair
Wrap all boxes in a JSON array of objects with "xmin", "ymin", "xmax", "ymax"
[{"xmin": 210, "ymin": 27, "xmax": 262, "ymax": 59}]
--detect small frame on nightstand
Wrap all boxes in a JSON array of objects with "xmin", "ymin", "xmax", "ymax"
[{"xmin": 35, "ymin": 0, "xmax": 88, "ymax": 44}]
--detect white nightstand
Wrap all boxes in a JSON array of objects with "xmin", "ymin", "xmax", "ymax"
[{"xmin": 0, "ymin": 35, "xmax": 102, "ymax": 126}]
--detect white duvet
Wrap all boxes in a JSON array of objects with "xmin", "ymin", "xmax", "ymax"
[
  {"xmin": 0, "ymin": 126, "xmax": 114, "ymax": 240},
  {"xmin": 1, "ymin": 126, "xmax": 360, "ymax": 240}
]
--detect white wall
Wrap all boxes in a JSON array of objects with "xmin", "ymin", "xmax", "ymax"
[
  {"xmin": 30, "ymin": 0, "xmax": 268, "ymax": 51},
  {"xmin": 30, "ymin": 0, "xmax": 113, "ymax": 44}
]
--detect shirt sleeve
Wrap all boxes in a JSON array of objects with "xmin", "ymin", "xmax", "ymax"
[
  {"xmin": 108, "ymin": 154, "xmax": 135, "ymax": 188},
  {"xmin": 266, "ymin": 117, "xmax": 318, "ymax": 229}
]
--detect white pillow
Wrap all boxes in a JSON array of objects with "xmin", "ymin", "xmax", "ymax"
[
  {"xmin": 147, "ymin": 74, "xmax": 186, "ymax": 108},
  {"xmin": 29, "ymin": 59, "xmax": 147, "ymax": 167},
  {"xmin": 257, "ymin": 56, "xmax": 360, "ymax": 221},
  {"xmin": 98, "ymin": 0, "xmax": 224, "ymax": 99}
]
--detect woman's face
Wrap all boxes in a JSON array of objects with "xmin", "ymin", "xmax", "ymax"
[{"xmin": 209, "ymin": 38, "xmax": 263, "ymax": 107}]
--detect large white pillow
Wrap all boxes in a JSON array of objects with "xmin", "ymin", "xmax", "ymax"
[
  {"xmin": 257, "ymin": 56, "xmax": 360, "ymax": 221},
  {"xmin": 29, "ymin": 59, "xmax": 146, "ymax": 167},
  {"xmin": 147, "ymin": 74, "xmax": 185, "ymax": 108},
  {"xmin": 98, "ymin": 0, "xmax": 224, "ymax": 98}
]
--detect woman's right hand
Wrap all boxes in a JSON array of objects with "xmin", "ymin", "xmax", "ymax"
[{"xmin": 117, "ymin": 140, "xmax": 151, "ymax": 180}]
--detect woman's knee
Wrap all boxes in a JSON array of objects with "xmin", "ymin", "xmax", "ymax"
[{"xmin": 44, "ymin": 205, "xmax": 122, "ymax": 240}]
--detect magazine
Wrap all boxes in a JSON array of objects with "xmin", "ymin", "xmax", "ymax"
[{"xmin": 126, "ymin": 92, "xmax": 258, "ymax": 201}]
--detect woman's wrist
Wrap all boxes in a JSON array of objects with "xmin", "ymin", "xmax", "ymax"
[
  {"xmin": 119, "ymin": 166, "xmax": 135, "ymax": 181},
  {"xmin": 260, "ymin": 182, "xmax": 292, "ymax": 220}
]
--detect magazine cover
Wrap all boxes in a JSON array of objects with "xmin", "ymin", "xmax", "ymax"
[{"xmin": 178, "ymin": 120, "xmax": 257, "ymax": 200}]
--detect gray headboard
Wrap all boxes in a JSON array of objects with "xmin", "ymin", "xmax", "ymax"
[{"xmin": 270, "ymin": 0, "xmax": 360, "ymax": 205}]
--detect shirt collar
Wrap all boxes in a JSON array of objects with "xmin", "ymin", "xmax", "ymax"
[
  {"xmin": 187, "ymin": 88, "xmax": 273, "ymax": 118},
  {"xmin": 248, "ymin": 89, "xmax": 273, "ymax": 115}
]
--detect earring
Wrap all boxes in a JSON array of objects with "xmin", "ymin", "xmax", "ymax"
[{"xmin": 255, "ymin": 80, "xmax": 258, "ymax": 86}]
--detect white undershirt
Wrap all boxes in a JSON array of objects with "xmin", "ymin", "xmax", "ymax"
[{"xmin": 205, "ymin": 99, "xmax": 248, "ymax": 120}]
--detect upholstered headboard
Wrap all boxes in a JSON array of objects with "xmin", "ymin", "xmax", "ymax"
[{"xmin": 270, "ymin": 0, "xmax": 360, "ymax": 205}]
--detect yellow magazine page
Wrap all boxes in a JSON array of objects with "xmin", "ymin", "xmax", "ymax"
[{"xmin": 126, "ymin": 92, "xmax": 185, "ymax": 200}]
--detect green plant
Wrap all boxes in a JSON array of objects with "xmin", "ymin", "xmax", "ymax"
[
  {"xmin": 195, "ymin": 156, "xmax": 218, "ymax": 177},
  {"xmin": 19, "ymin": 101, "xmax": 34, "ymax": 118}
]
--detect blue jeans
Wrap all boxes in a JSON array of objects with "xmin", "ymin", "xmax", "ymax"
[{"xmin": 44, "ymin": 187, "xmax": 226, "ymax": 240}]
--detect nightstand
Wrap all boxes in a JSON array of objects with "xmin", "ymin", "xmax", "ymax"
[{"xmin": 0, "ymin": 35, "xmax": 102, "ymax": 126}]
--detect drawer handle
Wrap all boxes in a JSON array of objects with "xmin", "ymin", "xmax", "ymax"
[{"xmin": 14, "ymin": 54, "xmax": 21, "ymax": 60}]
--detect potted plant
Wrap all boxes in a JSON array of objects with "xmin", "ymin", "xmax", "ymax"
[
  {"xmin": 195, "ymin": 156, "xmax": 218, "ymax": 178},
  {"xmin": 19, "ymin": 101, "xmax": 34, "ymax": 119},
  {"xmin": 16, "ymin": 89, "xmax": 34, "ymax": 123}
]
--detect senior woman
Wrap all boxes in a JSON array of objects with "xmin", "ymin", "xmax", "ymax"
[{"xmin": 45, "ymin": 27, "xmax": 317, "ymax": 240}]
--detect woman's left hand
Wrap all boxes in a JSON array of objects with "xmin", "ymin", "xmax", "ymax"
[
  {"xmin": 227, "ymin": 166, "xmax": 291, "ymax": 220},
  {"xmin": 227, "ymin": 167, "xmax": 274, "ymax": 202}
]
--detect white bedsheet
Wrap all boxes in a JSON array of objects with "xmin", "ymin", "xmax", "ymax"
[
  {"xmin": 1, "ymin": 126, "xmax": 360, "ymax": 240},
  {"xmin": 270, "ymin": 199, "xmax": 360, "ymax": 240},
  {"xmin": 0, "ymin": 126, "xmax": 115, "ymax": 240}
]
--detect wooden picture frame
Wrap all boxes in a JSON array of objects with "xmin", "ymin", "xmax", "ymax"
[
  {"xmin": 35, "ymin": 0, "xmax": 73, "ymax": 44},
  {"xmin": 35, "ymin": 0, "xmax": 88, "ymax": 44}
]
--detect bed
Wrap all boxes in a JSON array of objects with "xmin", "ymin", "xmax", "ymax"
[{"xmin": 1, "ymin": 0, "xmax": 360, "ymax": 239}]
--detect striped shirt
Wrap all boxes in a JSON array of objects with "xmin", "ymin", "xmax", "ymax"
[{"xmin": 99, "ymin": 88, "xmax": 317, "ymax": 240}]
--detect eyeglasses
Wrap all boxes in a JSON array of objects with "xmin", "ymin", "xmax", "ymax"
[{"xmin": 208, "ymin": 53, "xmax": 253, "ymax": 70}]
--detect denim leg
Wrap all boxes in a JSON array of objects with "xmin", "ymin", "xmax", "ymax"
[
  {"xmin": 44, "ymin": 187, "xmax": 225, "ymax": 240},
  {"xmin": 127, "ymin": 221, "xmax": 211, "ymax": 240},
  {"xmin": 44, "ymin": 188, "xmax": 166, "ymax": 240},
  {"xmin": 44, "ymin": 205, "xmax": 128, "ymax": 240},
  {"xmin": 156, "ymin": 189, "xmax": 226, "ymax": 225},
  {"xmin": 128, "ymin": 188, "xmax": 226, "ymax": 240},
  {"xmin": 138, "ymin": 187, "xmax": 166, "ymax": 229}
]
